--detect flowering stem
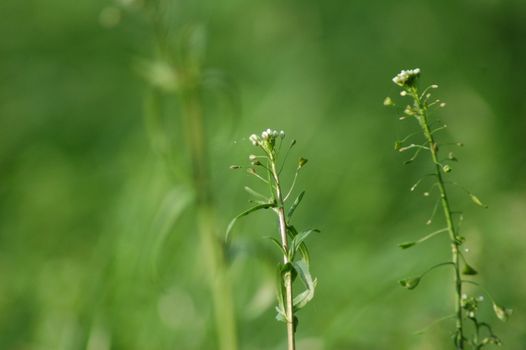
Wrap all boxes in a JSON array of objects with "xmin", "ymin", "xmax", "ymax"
[
  {"xmin": 411, "ymin": 88, "xmax": 465, "ymax": 349},
  {"xmin": 269, "ymin": 153, "xmax": 296, "ymax": 350}
]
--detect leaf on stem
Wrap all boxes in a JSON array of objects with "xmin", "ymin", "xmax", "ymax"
[
  {"xmin": 399, "ymin": 277, "xmax": 421, "ymax": 290},
  {"xmin": 266, "ymin": 236, "xmax": 287, "ymax": 257},
  {"xmin": 226, "ymin": 203, "xmax": 275, "ymax": 242},
  {"xmin": 398, "ymin": 241, "xmax": 416, "ymax": 249},
  {"xmin": 292, "ymin": 259, "xmax": 317, "ymax": 310},
  {"xmin": 287, "ymin": 190, "xmax": 305, "ymax": 218},
  {"xmin": 275, "ymin": 264, "xmax": 287, "ymax": 322},
  {"xmin": 291, "ymin": 229, "xmax": 319, "ymax": 259},
  {"xmin": 398, "ymin": 228, "xmax": 448, "ymax": 249},
  {"xmin": 244, "ymin": 186, "xmax": 267, "ymax": 200},
  {"xmin": 462, "ymin": 263, "xmax": 478, "ymax": 276},
  {"xmin": 287, "ymin": 225, "xmax": 311, "ymax": 263},
  {"xmin": 469, "ymin": 193, "xmax": 488, "ymax": 208}
]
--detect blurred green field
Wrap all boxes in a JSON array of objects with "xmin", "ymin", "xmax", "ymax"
[{"xmin": 1, "ymin": 0, "xmax": 525, "ymax": 349}]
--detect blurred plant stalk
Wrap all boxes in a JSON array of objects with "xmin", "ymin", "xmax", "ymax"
[
  {"xmin": 139, "ymin": 3, "xmax": 239, "ymax": 348},
  {"xmin": 180, "ymin": 81, "xmax": 238, "ymax": 350}
]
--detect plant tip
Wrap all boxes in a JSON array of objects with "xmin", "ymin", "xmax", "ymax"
[{"xmin": 399, "ymin": 277, "xmax": 421, "ymax": 290}]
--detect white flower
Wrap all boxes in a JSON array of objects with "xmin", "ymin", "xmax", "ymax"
[
  {"xmin": 261, "ymin": 131, "xmax": 269, "ymax": 140},
  {"xmin": 392, "ymin": 68, "xmax": 421, "ymax": 87},
  {"xmin": 249, "ymin": 134, "xmax": 259, "ymax": 146},
  {"xmin": 279, "ymin": 130, "xmax": 285, "ymax": 138}
]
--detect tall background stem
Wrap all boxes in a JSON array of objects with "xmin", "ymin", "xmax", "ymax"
[{"xmin": 180, "ymin": 86, "xmax": 238, "ymax": 350}]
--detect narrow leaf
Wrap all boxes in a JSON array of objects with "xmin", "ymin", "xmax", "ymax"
[
  {"xmin": 398, "ymin": 228, "xmax": 448, "ymax": 249},
  {"xmin": 470, "ymin": 193, "xmax": 488, "ymax": 208},
  {"xmin": 287, "ymin": 190, "xmax": 305, "ymax": 218},
  {"xmin": 398, "ymin": 241, "xmax": 416, "ymax": 249},
  {"xmin": 287, "ymin": 225, "xmax": 311, "ymax": 263},
  {"xmin": 291, "ymin": 229, "xmax": 319, "ymax": 259},
  {"xmin": 275, "ymin": 264, "xmax": 287, "ymax": 322},
  {"xmin": 244, "ymin": 186, "xmax": 267, "ymax": 200},
  {"xmin": 292, "ymin": 259, "xmax": 316, "ymax": 310},
  {"xmin": 266, "ymin": 237, "xmax": 287, "ymax": 257},
  {"xmin": 226, "ymin": 203, "xmax": 275, "ymax": 242}
]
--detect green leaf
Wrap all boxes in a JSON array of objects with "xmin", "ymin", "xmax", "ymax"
[
  {"xmin": 291, "ymin": 229, "xmax": 319, "ymax": 259},
  {"xmin": 470, "ymin": 193, "xmax": 488, "ymax": 208},
  {"xmin": 398, "ymin": 228, "xmax": 448, "ymax": 249},
  {"xmin": 287, "ymin": 225, "xmax": 311, "ymax": 264},
  {"xmin": 398, "ymin": 241, "xmax": 416, "ymax": 249},
  {"xmin": 226, "ymin": 203, "xmax": 275, "ymax": 242},
  {"xmin": 275, "ymin": 264, "xmax": 287, "ymax": 322},
  {"xmin": 275, "ymin": 306, "xmax": 287, "ymax": 322},
  {"xmin": 462, "ymin": 263, "xmax": 478, "ymax": 276},
  {"xmin": 399, "ymin": 277, "xmax": 421, "ymax": 290},
  {"xmin": 266, "ymin": 237, "xmax": 287, "ymax": 257},
  {"xmin": 493, "ymin": 303, "xmax": 512, "ymax": 322},
  {"xmin": 287, "ymin": 190, "xmax": 305, "ymax": 218},
  {"xmin": 292, "ymin": 259, "xmax": 317, "ymax": 310},
  {"xmin": 244, "ymin": 186, "xmax": 267, "ymax": 200}
]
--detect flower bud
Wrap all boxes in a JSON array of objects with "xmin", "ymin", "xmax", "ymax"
[{"xmin": 249, "ymin": 134, "xmax": 259, "ymax": 146}]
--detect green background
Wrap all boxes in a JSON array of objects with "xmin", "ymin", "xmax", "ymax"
[{"xmin": 1, "ymin": 0, "xmax": 525, "ymax": 349}]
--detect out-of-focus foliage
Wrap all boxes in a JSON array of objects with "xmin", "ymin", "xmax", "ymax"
[{"xmin": 0, "ymin": 0, "xmax": 525, "ymax": 349}]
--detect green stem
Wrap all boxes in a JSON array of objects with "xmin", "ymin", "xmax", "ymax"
[
  {"xmin": 413, "ymin": 88, "xmax": 465, "ymax": 349},
  {"xmin": 181, "ymin": 85, "xmax": 238, "ymax": 350},
  {"xmin": 269, "ymin": 153, "xmax": 295, "ymax": 350}
]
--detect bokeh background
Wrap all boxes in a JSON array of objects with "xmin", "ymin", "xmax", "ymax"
[{"xmin": 1, "ymin": 0, "xmax": 525, "ymax": 349}]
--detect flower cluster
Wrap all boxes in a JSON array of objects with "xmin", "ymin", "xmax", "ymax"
[
  {"xmin": 392, "ymin": 68, "xmax": 421, "ymax": 87},
  {"xmin": 461, "ymin": 293, "xmax": 483, "ymax": 319},
  {"xmin": 249, "ymin": 128, "xmax": 285, "ymax": 146}
]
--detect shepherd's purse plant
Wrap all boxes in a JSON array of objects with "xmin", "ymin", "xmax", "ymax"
[
  {"xmin": 385, "ymin": 69, "xmax": 511, "ymax": 349},
  {"xmin": 227, "ymin": 129, "xmax": 318, "ymax": 350}
]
